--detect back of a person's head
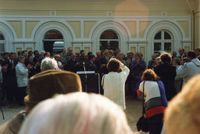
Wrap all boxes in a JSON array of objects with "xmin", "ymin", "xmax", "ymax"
[
  {"xmin": 141, "ymin": 69, "xmax": 158, "ymax": 81},
  {"xmin": 160, "ymin": 53, "xmax": 172, "ymax": 64},
  {"xmin": 18, "ymin": 55, "xmax": 25, "ymax": 63},
  {"xmin": 20, "ymin": 92, "xmax": 132, "ymax": 134},
  {"xmin": 107, "ymin": 58, "xmax": 121, "ymax": 73},
  {"xmin": 40, "ymin": 57, "xmax": 59, "ymax": 71},
  {"xmin": 187, "ymin": 51, "xmax": 196, "ymax": 59},
  {"xmin": 164, "ymin": 75, "xmax": 200, "ymax": 134}
]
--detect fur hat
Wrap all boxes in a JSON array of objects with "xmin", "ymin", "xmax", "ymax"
[{"xmin": 24, "ymin": 69, "xmax": 82, "ymax": 108}]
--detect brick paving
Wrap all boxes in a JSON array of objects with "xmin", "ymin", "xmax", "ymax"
[{"xmin": 0, "ymin": 97, "xmax": 147, "ymax": 133}]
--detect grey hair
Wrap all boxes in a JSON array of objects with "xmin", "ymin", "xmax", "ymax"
[
  {"xmin": 19, "ymin": 93, "xmax": 133, "ymax": 134},
  {"xmin": 40, "ymin": 57, "xmax": 59, "ymax": 71}
]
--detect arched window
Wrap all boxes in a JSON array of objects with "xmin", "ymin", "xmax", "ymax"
[
  {"xmin": 154, "ymin": 30, "xmax": 173, "ymax": 52},
  {"xmin": 0, "ymin": 32, "xmax": 5, "ymax": 53},
  {"xmin": 100, "ymin": 30, "xmax": 119, "ymax": 51},
  {"xmin": 43, "ymin": 30, "xmax": 64, "ymax": 54}
]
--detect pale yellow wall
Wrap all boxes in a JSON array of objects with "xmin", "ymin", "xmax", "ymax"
[
  {"xmin": 124, "ymin": 21, "xmax": 137, "ymax": 38},
  {"xmin": 196, "ymin": 0, "xmax": 200, "ymax": 48},
  {"xmin": 56, "ymin": 11, "xmax": 106, "ymax": 16},
  {"xmin": 68, "ymin": 21, "xmax": 81, "ymax": 38},
  {"xmin": 177, "ymin": 21, "xmax": 190, "ymax": 38},
  {"xmin": 193, "ymin": 0, "xmax": 200, "ymax": 48},
  {"xmin": 83, "ymin": 46, "xmax": 90, "ymax": 54},
  {"xmin": 84, "ymin": 21, "xmax": 97, "ymax": 38},
  {"xmin": 139, "ymin": 45, "xmax": 146, "ymax": 59},
  {"xmin": 0, "ymin": 0, "xmax": 191, "ymax": 16},
  {"xmin": 7, "ymin": 21, "xmax": 22, "ymax": 38},
  {"xmin": 0, "ymin": 0, "xmax": 195, "ymax": 56},
  {"xmin": 139, "ymin": 21, "xmax": 151, "ymax": 38},
  {"xmin": 195, "ymin": 12, "xmax": 200, "ymax": 48},
  {"xmin": 130, "ymin": 45, "xmax": 137, "ymax": 53},
  {"xmin": 114, "ymin": 0, "xmax": 190, "ymax": 16},
  {"xmin": 0, "ymin": 10, "xmax": 50, "ymax": 16},
  {"xmin": 25, "ymin": 21, "xmax": 39, "ymax": 38}
]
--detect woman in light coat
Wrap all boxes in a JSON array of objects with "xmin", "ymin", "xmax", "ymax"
[
  {"xmin": 15, "ymin": 55, "xmax": 29, "ymax": 105},
  {"xmin": 102, "ymin": 58, "xmax": 130, "ymax": 110}
]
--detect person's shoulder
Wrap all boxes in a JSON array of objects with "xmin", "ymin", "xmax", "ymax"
[
  {"xmin": 145, "ymin": 80, "xmax": 157, "ymax": 85},
  {"xmin": 154, "ymin": 64, "xmax": 161, "ymax": 69},
  {"xmin": 0, "ymin": 111, "xmax": 26, "ymax": 134},
  {"xmin": 167, "ymin": 64, "xmax": 176, "ymax": 70}
]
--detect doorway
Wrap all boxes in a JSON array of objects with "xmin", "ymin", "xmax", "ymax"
[
  {"xmin": 99, "ymin": 29, "xmax": 119, "ymax": 51},
  {"xmin": 43, "ymin": 29, "xmax": 64, "ymax": 54}
]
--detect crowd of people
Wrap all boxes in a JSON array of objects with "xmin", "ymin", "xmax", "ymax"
[
  {"xmin": 0, "ymin": 47, "xmax": 200, "ymax": 134},
  {"xmin": 0, "ymin": 48, "xmax": 142, "ymax": 106}
]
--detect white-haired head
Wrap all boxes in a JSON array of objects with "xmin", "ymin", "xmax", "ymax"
[
  {"xmin": 40, "ymin": 57, "xmax": 59, "ymax": 71},
  {"xmin": 19, "ymin": 92, "xmax": 133, "ymax": 134}
]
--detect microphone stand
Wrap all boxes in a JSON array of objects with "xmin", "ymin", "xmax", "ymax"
[{"xmin": 83, "ymin": 61, "xmax": 88, "ymax": 92}]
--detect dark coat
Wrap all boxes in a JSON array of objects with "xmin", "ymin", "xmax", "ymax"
[{"xmin": 154, "ymin": 63, "xmax": 177, "ymax": 100}]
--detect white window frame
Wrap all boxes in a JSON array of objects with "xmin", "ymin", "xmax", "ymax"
[
  {"xmin": 153, "ymin": 30, "xmax": 173, "ymax": 52},
  {"xmin": 99, "ymin": 30, "xmax": 120, "ymax": 51},
  {"xmin": 0, "ymin": 33, "xmax": 5, "ymax": 52}
]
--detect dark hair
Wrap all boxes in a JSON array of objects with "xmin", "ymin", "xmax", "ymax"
[
  {"xmin": 87, "ymin": 51, "xmax": 93, "ymax": 56},
  {"xmin": 161, "ymin": 53, "xmax": 172, "ymax": 64},
  {"xmin": 80, "ymin": 50, "xmax": 84, "ymax": 54},
  {"xmin": 107, "ymin": 59, "xmax": 121, "ymax": 73},
  {"xmin": 135, "ymin": 52, "xmax": 143, "ymax": 59},
  {"xmin": 88, "ymin": 54, "xmax": 95, "ymax": 60},
  {"xmin": 141, "ymin": 69, "xmax": 159, "ymax": 81},
  {"xmin": 187, "ymin": 51, "xmax": 196, "ymax": 59}
]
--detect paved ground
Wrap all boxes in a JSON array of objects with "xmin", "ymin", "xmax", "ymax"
[
  {"xmin": 0, "ymin": 97, "xmax": 147, "ymax": 133},
  {"xmin": 125, "ymin": 97, "xmax": 143, "ymax": 131},
  {"xmin": 0, "ymin": 105, "xmax": 23, "ymax": 124}
]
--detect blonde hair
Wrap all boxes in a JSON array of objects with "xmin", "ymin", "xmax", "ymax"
[
  {"xmin": 164, "ymin": 75, "xmax": 200, "ymax": 134},
  {"xmin": 40, "ymin": 57, "xmax": 59, "ymax": 71},
  {"xmin": 19, "ymin": 92, "xmax": 133, "ymax": 134}
]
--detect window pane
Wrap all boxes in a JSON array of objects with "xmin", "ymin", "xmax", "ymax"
[
  {"xmin": 154, "ymin": 43, "xmax": 161, "ymax": 51},
  {"xmin": 154, "ymin": 32, "xmax": 161, "ymax": 39},
  {"xmin": 43, "ymin": 41, "xmax": 54, "ymax": 54},
  {"xmin": 100, "ymin": 30, "xmax": 118, "ymax": 39},
  {"xmin": 44, "ymin": 30, "xmax": 63, "ymax": 39},
  {"xmin": 0, "ymin": 33, "xmax": 4, "ymax": 40},
  {"xmin": 164, "ymin": 32, "xmax": 171, "ymax": 39},
  {"xmin": 100, "ymin": 30, "xmax": 119, "ymax": 51},
  {"xmin": 100, "ymin": 41, "xmax": 108, "ymax": 50},
  {"xmin": 164, "ymin": 43, "xmax": 172, "ymax": 51},
  {"xmin": 110, "ymin": 41, "xmax": 119, "ymax": 51},
  {"xmin": 53, "ymin": 41, "xmax": 64, "ymax": 54}
]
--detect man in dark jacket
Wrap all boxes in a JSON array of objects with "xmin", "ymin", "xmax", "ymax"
[{"xmin": 154, "ymin": 53, "xmax": 176, "ymax": 100}]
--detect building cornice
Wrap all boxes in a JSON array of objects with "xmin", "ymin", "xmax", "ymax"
[{"xmin": 0, "ymin": 15, "xmax": 191, "ymax": 21}]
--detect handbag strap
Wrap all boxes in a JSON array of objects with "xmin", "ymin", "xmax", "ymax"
[{"xmin": 142, "ymin": 81, "xmax": 145, "ymax": 114}]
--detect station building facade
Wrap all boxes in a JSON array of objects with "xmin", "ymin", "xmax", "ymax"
[{"xmin": 0, "ymin": 0, "xmax": 199, "ymax": 61}]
